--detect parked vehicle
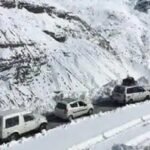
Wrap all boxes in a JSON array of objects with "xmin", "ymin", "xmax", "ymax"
[
  {"xmin": 111, "ymin": 85, "xmax": 150, "ymax": 105},
  {"xmin": 0, "ymin": 109, "xmax": 48, "ymax": 142},
  {"xmin": 54, "ymin": 98, "xmax": 94, "ymax": 121}
]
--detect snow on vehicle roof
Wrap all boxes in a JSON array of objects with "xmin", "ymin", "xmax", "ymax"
[
  {"xmin": 0, "ymin": 109, "xmax": 29, "ymax": 117},
  {"xmin": 116, "ymin": 85, "xmax": 140, "ymax": 88}
]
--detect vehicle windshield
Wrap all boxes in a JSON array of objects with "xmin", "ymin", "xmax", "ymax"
[
  {"xmin": 56, "ymin": 103, "xmax": 67, "ymax": 110},
  {"xmin": 114, "ymin": 86, "xmax": 125, "ymax": 94}
]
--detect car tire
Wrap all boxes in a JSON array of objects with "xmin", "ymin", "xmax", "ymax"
[
  {"xmin": 145, "ymin": 95, "xmax": 150, "ymax": 100},
  {"xmin": 39, "ymin": 123, "xmax": 47, "ymax": 131},
  {"xmin": 114, "ymin": 100, "xmax": 119, "ymax": 105},
  {"xmin": 128, "ymin": 99, "xmax": 134, "ymax": 104},
  {"xmin": 8, "ymin": 133, "xmax": 19, "ymax": 142},
  {"xmin": 88, "ymin": 109, "xmax": 94, "ymax": 115},
  {"xmin": 68, "ymin": 115, "xmax": 74, "ymax": 122}
]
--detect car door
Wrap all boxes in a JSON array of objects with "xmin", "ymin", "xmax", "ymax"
[
  {"xmin": 78, "ymin": 101, "xmax": 88, "ymax": 115},
  {"xmin": 132, "ymin": 87, "xmax": 140, "ymax": 102},
  {"xmin": 136, "ymin": 86, "xmax": 146, "ymax": 101},
  {"xmin": 23, "ymin": 114, "xmax": 37, "ymax": 133},
  {"xmin": 70, "ymin": 102, "xmax": 79, "ymax": 118},
  {"xmin": 4, "ymin": 116, "xmax": 20, "ymax": 138},
  {"xmin": 126, "ymin": 87, "xmax": 135, "ymax": 102},
  {"xmin": 132, "ymin": 87, "xmax": 145, "ymax": 102}
]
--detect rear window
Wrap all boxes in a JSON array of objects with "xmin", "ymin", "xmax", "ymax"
[
  {"xmin": 114, "ymin": 86, "xmax": 125, "ymax": 94},
  {"xmin": 56, "ymin": 103, "xmax": 67, "ymax": 110},
  {"xmin": 5, "ymin": 116, "xmax": 19, "ymax": 128}
]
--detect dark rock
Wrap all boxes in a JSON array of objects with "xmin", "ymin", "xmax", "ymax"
[
  {"xmin": 19, "ymin": 2, "xmax": 45, "ymax": 13},
  {"xmin": 1, "ymin": 1, "xmax": 16, "ymax": 9},
  {"xmin": 135, "ymin": 0, "xmax": 150, "ymax": 13},
  {"xmin": 62, "ymin": 52, "xmax": 70, "ymax": 57},
  {"xmin": 0, "ymin": 43, "xmax": 34, "ymax": 48},
  {"xmin": 43, "ymin": 30, "xmax": 67, "ymax": 42}
]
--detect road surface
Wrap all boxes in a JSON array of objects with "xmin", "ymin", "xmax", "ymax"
[{"xmin": 46, "ymin": 100, "xmax": 119, "ymax": 129}]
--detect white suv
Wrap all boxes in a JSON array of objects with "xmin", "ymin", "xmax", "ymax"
[
  {"xmin": 112, "ymin": 85, "xmax": 150, "ymax": 105},
  {"xmin": 54, "ymin": 98, "xmax": 94, "ymax": 121},
  {"xmin": 0, "ymin": 109, "xmax": 48, "ymax": 142}
]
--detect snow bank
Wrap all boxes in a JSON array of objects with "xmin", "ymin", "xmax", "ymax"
[
  {"xmin": 126, "ymin": 130, "xmax": 150, "ymax": 148},
  {"xmin": 112, "ymin": 145, "xmax": 140, "ymax": 150},
  {"xmin": 70, "ymin": 118, "xmax": 142, "ymax": 150}
]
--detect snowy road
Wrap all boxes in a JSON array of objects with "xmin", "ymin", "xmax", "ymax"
[
  {"xmin": 90, "ymin": 119, "xmax": 150, "ymax": 150},
  {"xmin": 3, "ymin": 100, "xmax": 150, "ymax": 150},
  {"xmin": 46, "ymin": 100, "xmax": 118, "ymax": 129},
  {"xmin": 0, "ymin": 100, "xmax": 119, "ymax": 146}
]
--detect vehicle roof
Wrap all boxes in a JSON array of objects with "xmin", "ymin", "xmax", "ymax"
[
  {"xmin": 0, "ymin": 109, "xmax": 29, "ymax": 118},
  {"xmin": 58, "ymin": 98, "xmax": 78, "ymax": 104},
  {"xmin": 116, "ymin": 85, "xmax": 140, "ymax": 88}
]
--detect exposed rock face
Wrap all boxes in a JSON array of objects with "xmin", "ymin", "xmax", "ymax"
[
  {"xmin": 0, "ymin": 0, "xmax": 150, "ymax": 112},
  {"xmin": 0, "ymin": 0, "xmax": 114, "ymax": 112},
  {"xmin": 135, "ymin": 0, "xmax": 150, "ymax": 13},
  {"xmin": 43, "ymin": 30, "xmax": 67, "ymax": 43}
]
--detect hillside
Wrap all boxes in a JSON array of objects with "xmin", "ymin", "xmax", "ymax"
[{"xmin": 0, "ymin": 0, "xmax": 150, "ymax": 112}]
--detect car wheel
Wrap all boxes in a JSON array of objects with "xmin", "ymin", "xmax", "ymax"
[
  {"xmin": 8, "ymin": 133, "xmax": 19, "ymax": 142},
  {"xmin": 68, "ymin": 115, "xmax": 73, "ymax": 122},
  {"xmin": 114, "ymin": 100, "xmax": 119, "ymax": 105},
  {"xmin": 88, "ymin": 109, "xmax": 94, "ymax": 115},
  {"xmin": 128, "ymin": 99, "xmax": 134, "ymax": 104},
  {"xmin": 39, "ymin": 123, "xmax": 47, "ymax": 131},
  {"xmin": 145, "ymin": 95, "xmax": 150, "ymax": 100}
]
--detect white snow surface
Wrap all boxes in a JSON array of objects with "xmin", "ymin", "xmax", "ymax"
[
  {"xmin": 2, "ymin": 101, "xmax": 150, "ymax": 150},
  {"xmin": 0, "ymin": 0, "xmax": 150, "ymax": 112}
]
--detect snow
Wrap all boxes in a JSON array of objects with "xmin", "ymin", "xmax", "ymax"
[
  {"xmin": 126, "ymin": 131, "xmax": 150, "ymax": 146},
  {"xmin": 2, "ymin": 101, "xmax": 150, "ymax": 150},
  {"xmin": 0, "ymin": 0, "xmax": 150, "ymax": 148},
  {"xmin": 0, "ymin": 0, "xmax": 149, "ymax": 112}
]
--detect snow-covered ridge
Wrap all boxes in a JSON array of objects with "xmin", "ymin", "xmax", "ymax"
[{"xmin": 0, "ymin": 0, "xmax": 150, "ymax": 112}]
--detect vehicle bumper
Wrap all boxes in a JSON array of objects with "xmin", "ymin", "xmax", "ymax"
[
  {"xmin": 112, "ymin": 95, "xmax": 125, "ymax": 104},
  {"xmin": 54, "ymin": 112, "xmax": 68, "ymax": 120}
]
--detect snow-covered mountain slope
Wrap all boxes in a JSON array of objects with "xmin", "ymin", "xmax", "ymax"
[{"xmin": 0, "ymin": 0, "xmax": 150, "ymax": 111}]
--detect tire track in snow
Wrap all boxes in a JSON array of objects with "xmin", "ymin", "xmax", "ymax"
[{"xmin": 69, "ymin": 114, "xmax": 150, "ymax": 150}]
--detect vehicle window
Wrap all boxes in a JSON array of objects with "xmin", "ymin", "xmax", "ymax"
[
  {"xmin": 70, "ymin": 102, "xmax": 78, "ymax": 108},
  {"xmin": 24, "ymin": 114, "xmax": 34, "ymax": 122},
  {"xmin": 56, "ymin": 103, "xmax": 66, "ymax": 110},
  {"xmin": 127, "ymin": 87, "xmax": 145, "ymax": 94},
  {"xmin": 114, "ymin": 86, "xmax": 125, "ymax": 94},
  {"xmin": 6, "ymin": 116, "xmax": 19, "ymax": 128},
  {"xmin": 127, "ymin": 88, "xmax": 135, "ymax": 94},
  {"xmin": 78, "ymin": 101, "xmax": 87, "ymax": 107},
  {"xmin": 137, "ymin": 87, "xmax": 145, "ymax": 92},
  {"xmin": 133, "ymin": 87, "xmax": 139, "ymax": 93}
]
